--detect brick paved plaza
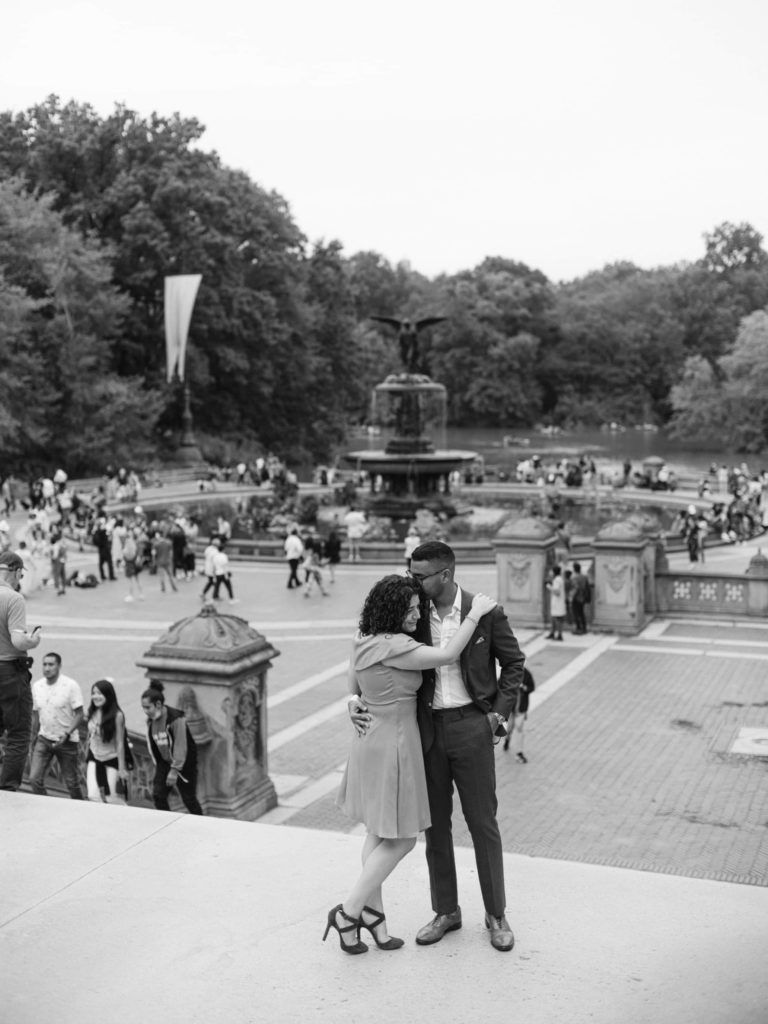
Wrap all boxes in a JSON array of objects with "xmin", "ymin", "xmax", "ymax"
[
  {"xmin": 6, "ymin": 512, "xmax": 768, "ymax": 1024},
  {"xmin": 24, "ymin": 538, "xmax": 768, "ymax": 888}
]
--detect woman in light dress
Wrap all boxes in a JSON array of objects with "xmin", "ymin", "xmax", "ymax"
[{"xmin": 325, "ymin": 574, "xmax": 495, "ymax": 955}]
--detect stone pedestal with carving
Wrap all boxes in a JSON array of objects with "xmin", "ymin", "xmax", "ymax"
[
  {"xmin": 591, "ymin": 521, "xmax": 649, "ymax": 635},
  {"xmin": 492, "ymin": 517, "xmax": 558, "ymax": 629},
  {"xmin": 745, "ymin": 548, "xmax": 768, "ymax": 616},
  {"xmin": 136, "ymin": 605, "xmax": 280, "ymax": 821},
  {"xmin": 626, "ymin": 511, "xmax": 667, "ymax": 614}
]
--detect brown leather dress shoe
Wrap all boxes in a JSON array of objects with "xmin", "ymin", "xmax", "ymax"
[
  {"xmin": 415, "ymin": 908, "xmax": 462, "ymax": 945},
  {"xmin": 485, "ymin": 913, "xmax": 515, "ymax": 952}
]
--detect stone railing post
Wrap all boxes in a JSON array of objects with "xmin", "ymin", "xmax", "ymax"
[
  {"xmin": 626, "ymin": 511, "xmax": 667, "ymax": 615},
  {"xmin": 491, "ymin": 517, "xmax": 558, "ymax": 629},
  {"xmin": 745, "ymin": 548, "xmax": 768, "ymax": 616},
  {"xmin": 136, "ymin": 604, "xmax": 280, "ymax": 820},
  {"xmin": 591, "ymin": 521, "xmax": 649, "ymax": 635}
]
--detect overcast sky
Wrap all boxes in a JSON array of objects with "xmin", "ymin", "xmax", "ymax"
[{"xmin": 3, "ymin": 0, "xmax": 766, "ymax": 282}]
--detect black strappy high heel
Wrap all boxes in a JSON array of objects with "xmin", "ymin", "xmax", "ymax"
[
  {"xmin": 359, "ymin": 906, "xmax": 404, "ymax": 950},
  {"xmin": 322, "ymin": 904, "xmax": 368, "ymax": 954}
]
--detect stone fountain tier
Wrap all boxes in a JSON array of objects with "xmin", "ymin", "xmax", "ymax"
[
  {"xmin": 344, "ymin": 370, "xmax": 478, "ymax": 519},
  {"xmin": 345, "ymin": 449, "xmax": 478, "ymax": 476}
]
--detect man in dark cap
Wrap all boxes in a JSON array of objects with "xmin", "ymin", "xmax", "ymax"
[{"xmin": 0, "ymin": 551, "xmax": 41, "ymax": 790}]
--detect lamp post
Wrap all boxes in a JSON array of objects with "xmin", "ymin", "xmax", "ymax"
[{"xmin": 165, "ymin": 274, "xmax": 203, "ymax": 466}]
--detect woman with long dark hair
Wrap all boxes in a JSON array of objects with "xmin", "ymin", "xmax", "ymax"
[
  {"xmin": 86, "ymin": 678, "xmax": 130, "ymax": 803},
  {"xmin": 325, "ymin": 574, "xmax": 496, "ymax": 955}
]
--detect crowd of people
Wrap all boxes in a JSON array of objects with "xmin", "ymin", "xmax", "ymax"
[
  {"xmin": 283, "ymin": 520, "xmax": 343, "ymax": 597},
  {"xmin": 515, "ymin": 453, "xmax": 600, "ymax": 489},
  {"xmin": 0, "ymin": 467, "xmax": 217, "ymax": 602},
  {"xmin": 675, "ymin": 463, "xmax": 768, "ymax": 561},
  {"xmin": 196, "ymin": 453, "xmax": 295, "ymax": 492},
  {"xmin": 27, "ymin": 654, "xmax": 202, "ymax": 811},
  {"xmin": 0, "ymin": 540, "xmax": 202, "ymax": 812}
]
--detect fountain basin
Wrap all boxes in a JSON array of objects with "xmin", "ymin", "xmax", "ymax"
[{"xmin": 344, "ymin": 448, "xmax": 477, "ymax": 519}]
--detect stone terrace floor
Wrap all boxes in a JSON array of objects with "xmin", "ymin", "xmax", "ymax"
[{"xmin": 19, "ymin": 526, "xmax": 768, "ymax": 889}]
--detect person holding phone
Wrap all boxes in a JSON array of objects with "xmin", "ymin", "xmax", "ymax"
[{"xmin": 0, "ymin": 551, "xmax": 41, "ymax": 791}]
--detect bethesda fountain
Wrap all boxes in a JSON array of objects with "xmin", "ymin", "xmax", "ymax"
[{"xmin": 344, "ymin": 316, "xmax": 477, "ymax": 521}]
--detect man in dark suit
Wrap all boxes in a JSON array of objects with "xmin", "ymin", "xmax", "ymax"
[
  {"xmin": 349, "ymin": 540, "xmax": 525, "ymax": 951},
  {"xmin": 408, "ymin": 540, "xmax": 524, "ymax": 952}
]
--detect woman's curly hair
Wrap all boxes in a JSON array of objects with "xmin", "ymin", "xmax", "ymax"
[{"xmin": 359, "ymin": 574, "xmax": 423, "ymax": 636}]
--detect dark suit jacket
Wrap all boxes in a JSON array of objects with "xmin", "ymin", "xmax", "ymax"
[{"xmin": 415, "ymin": 587, "xmax": 526, "ymax": 751}]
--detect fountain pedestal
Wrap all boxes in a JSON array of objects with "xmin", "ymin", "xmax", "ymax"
[{"xmin": 345, "ymin": 373, "xmax": 476, "ymax": 520}]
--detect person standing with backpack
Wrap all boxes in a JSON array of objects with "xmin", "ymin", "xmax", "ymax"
[
  {"xmin": 141, "ymin": 682, "xmax": 203, "ymax": 814},
  {"xmin": 122, "ymin": 529, "xmax": 144, "ymax": 603}
]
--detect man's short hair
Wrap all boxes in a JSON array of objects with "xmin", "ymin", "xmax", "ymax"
[
  {"xmin": 43, "ymin": 652, "xmax": 62, "ymax": 665},
  {"xmin": 410, "ymin": 540, "xmax": 455, "ymax": 566}
]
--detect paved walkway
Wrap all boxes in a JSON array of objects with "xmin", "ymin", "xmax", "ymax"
[
  {"xmin": 17, "ymin": 535, "xmax": 768, "ymax": 885},
  {"xmin": 5, "ymin": 791, "xmax": 766, "ymax": 1024},
  {"xmin": 5, "ymin": 502, "xmax": 768, "ymax": 1021}
]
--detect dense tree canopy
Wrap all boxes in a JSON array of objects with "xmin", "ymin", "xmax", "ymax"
[
  {"xmin": 2, "ymin": 94, "xmax": 768, "ymax": 469},
  {"xmin": 0, "ymin": 177, "xmax": 163, "ymax": 470},
  {"xmin": 670, "ymin": 311, "xmax": 768, "ymax": 452}
]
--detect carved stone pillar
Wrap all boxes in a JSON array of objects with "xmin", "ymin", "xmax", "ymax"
[
  {"xmin": 492, "ymin": 517, "xmax": 558, "ymax": 629},
  {"xmin": 626, "ymin": 511, "xmax": 667, "ymax": 614},
  {"xmin": 745, "ymin": 548, "xmax": 768, "ymax": 617},
  {"xmin": 136, "ymin": 605, "xmax": 280, "ymax": 820},
  {"xmin": 591, "ymin": 521, "xmax": 649, "ymax": 635}
]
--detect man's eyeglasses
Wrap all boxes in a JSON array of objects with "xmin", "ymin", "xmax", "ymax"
[{"xmin": 407, "ymin": 567, "xmax": 446, "ymax": 583}]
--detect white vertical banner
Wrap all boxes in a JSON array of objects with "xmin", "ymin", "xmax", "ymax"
[{"xmin": 164, "ymin": 274, "xmax": 202, "ymax": 382}]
